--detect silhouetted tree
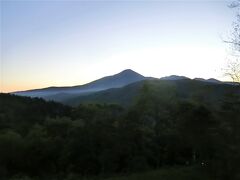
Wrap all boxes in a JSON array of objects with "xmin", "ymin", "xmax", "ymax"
[{"xmin": 225, "ymin": 1, "xmax": 240, "ymax": 82}]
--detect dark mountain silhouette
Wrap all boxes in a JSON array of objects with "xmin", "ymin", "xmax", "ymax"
[
  {"xmin": 13, "ymin": 69, "xmax": 147, "ymax": 98},
  {"xmin": 12, "ymin": 69, "xmax": 239, "ymax": 104},
  {"xmin": 194, "ymin": 78, "xmax": 222, "ymax": 84}
]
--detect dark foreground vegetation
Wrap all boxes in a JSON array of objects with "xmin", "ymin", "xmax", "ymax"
[{"xmin": 0, "ymin": 81, "xmax": 240, "ymax": 179}]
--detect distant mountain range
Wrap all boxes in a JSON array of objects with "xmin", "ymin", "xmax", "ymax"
[{"xmin": 12, "ymin": 69, "xmax": 239, "ymax": 106}]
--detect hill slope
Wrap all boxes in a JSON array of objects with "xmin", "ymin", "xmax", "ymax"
[{"xmin": 63, "ymin": 79, "xmax": 240, "ymax": 107}]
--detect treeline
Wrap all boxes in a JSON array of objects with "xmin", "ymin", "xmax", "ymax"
[{"xmin": 0, "ymin": 83, "xmax": 239, "ymax": 179}]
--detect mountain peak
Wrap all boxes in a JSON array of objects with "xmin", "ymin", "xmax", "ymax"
[
  {"xmin": 194, "ymin": 78, "xmax": 222, "ymax": 84},
  {"xmin": 119, "ymin": 69, "xmax": 141, "ymax": 75},
  {"xmin": 116, "ymin": 69, "xmax": 144, "ymax": 78},
  {"xmin": 160, "ymin": 75, "xmax": 189, "ymax": 81},
  {"xmin": 207, "ymin": 78, "xmax": 222, "ymax": 83},
  {"xmin": 121, "ymin": 69, "xmax": 134, "ymax": 72}
]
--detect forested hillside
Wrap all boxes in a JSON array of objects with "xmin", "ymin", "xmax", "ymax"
[
  {"xmin": 64, "ymin": 79, "xmax": 240, "ymax": 107},
  {"xmin": 0, "ymin": 81, "xmax": 240, "ymax": 179}
]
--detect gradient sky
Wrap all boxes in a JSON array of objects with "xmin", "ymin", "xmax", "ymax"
[{"xmin": 0, "ymin": 0, "xmax": 237, "ymax": 92}]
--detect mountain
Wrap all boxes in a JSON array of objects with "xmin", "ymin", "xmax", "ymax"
[
  {"xmin": 12, "ymin": 69, "xmax": 239, "ymax": 105},
  {"xmin": 13, "ymin": 69, "xmax": 147, "ymax": 98},
  {"xmin": 161, "ymin": 76, "xmax": 225, "ymax": 84},
  {"xmin": 160, "ymin": 75, "xmax": 190, "ymax": 81},
  {"xmin": 194, "ymin": 78, "xmax": 222, "ymax": 84}
]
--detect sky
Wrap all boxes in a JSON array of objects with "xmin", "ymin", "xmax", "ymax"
[{"xmin": 0, "ymin": 0, "xmax": 237, "ymax": 92}]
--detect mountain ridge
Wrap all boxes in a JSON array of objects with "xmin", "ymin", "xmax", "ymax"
[{"xmin": 12, "ymin": 69, "xmax": 238, "ymax": 100}]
